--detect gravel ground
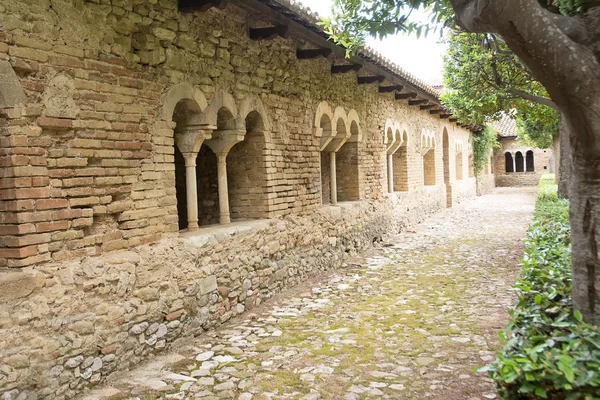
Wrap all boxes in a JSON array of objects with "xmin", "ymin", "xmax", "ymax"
[{"xmin": 82, "ymin": 187, "xmax": 538, "ymax": 400}]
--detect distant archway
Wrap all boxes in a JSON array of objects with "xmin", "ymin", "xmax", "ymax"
[
  {"xmin": 515, "ymin": 151, "xmax": 524, "ymax": 172},
  {"xmin": 505, "ymin": 152, "xmax": 514, "ymax": 173},
  {"xmin": 526, "ymin": 150, "xmax": 535, "ymax": 172}
]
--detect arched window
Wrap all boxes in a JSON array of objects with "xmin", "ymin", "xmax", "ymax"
[
  {"xmin": 526, "ymin": 150, "xmax": 535, "ymax": 172},
  {"xmin": 423, "ymin": 149, "xmax": 436, "ymax": 186},
  {"xmin": 172, "ymin": 99, "xmax": 217, "ymax": 230},
  {"xmin": 336, "ymin": 120, "xmax": 360, "ymax": 201},
  {"xmin": 505, "ymin": 152, "xmax": 514, "ymax": 173},
  {"xmin": 319, "ymin": 114, "xmax": 334, "ymax": 204},
  {"xmin": 227, "ymin": 111, "xmax": 269, "ymax": 221},
  {"xmin": 515, "ymin": 151, "xmax": 524, "ymax": 172},
  {"xmin": 393, "ymin": 131, "xmax": 409, "ymax": 192},
  {"xmin": 455, "ymin": 152, "xmax": 463, "ymax": 180}
]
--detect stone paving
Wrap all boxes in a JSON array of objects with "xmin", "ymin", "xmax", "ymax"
[{"xmin": 81, "ymin": 187, "xmax": 537, "ymax": 400}]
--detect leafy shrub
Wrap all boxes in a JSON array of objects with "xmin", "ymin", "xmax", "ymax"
[{"xmin": 483, "ymin": 176, "xmax": 600, "ymax": 399}]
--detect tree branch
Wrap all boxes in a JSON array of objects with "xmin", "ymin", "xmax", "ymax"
[
  {"xmin": 488, "ymin": 34, "xmax": 513, "ymax": 55},
  {"xmin": 506, "ymin": 88, "xmax": 559, "ymax": 110},
  {"xmin": 545, "ymin": 11, "xmax": 588, "ymax": 44}
]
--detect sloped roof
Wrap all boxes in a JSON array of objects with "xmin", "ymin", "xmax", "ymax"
[
  {"xmin": 258, "ymin": 0, "xmax": 443, "ymax": 100},
  {"xmin": 491, "ymin": 114, "xmax": 517, "ymax": 138}
]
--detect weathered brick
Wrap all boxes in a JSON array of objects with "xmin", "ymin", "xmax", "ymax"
[
  {"xmin": 37, "ymin": 117, "xmax": 73, "ymax": 130},
  {"xmin": 36, "ymin": 199, "xmax": 69, "ymax": 210},
  {"xmin": 14, "ymin": 36, "xmax": 53, "ymax": 51},
  {"xmin": 9, "ymin": 46, "xmax": 48, "ymax": 62},
  {"xmin": 56, "ymin": 158, "xmax": 88, "ymax": 168},
  {"xmin": 0, "ymin": 245, "xmax": 38, "ymax": 259},
  {"xmin": 36, "ymin": 220, "xmax": 69, "ymax": 233},
  {"xmin": 3, "ymin": 233, "xmax": 51, "ymax": 247}
]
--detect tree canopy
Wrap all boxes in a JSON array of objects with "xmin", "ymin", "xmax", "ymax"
[
  {"xmin": 441, "ymin": 32, "xmax": 558, "ymax": 148},
  {"xmin": 322, "ymin": 0, "xmax": 600, "ymax": 324}
]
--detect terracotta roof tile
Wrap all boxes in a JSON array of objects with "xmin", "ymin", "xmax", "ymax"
[{"xmin": 491, "ymin": 114, "xmax": 516, "ymax": 137}]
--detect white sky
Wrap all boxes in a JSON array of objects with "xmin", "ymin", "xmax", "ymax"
[{"xmin": 298, "ymin": 0, "xmax": 447, "ymax": 85}]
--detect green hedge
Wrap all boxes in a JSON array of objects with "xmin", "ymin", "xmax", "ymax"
[{"xmin": 483, "ymin": 175, "xmax": 600, "ymax": 399}]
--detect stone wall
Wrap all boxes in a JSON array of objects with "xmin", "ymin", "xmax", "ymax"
[
  {"xmin": 495, "ymin": 173, "xmax": 542, "ymax": 187},
  {"xmin": 0, "ymin": 0, "xmax": 479, "ymax": 397},
  {"xmin": 493, "ymin": 138, "xmax": 552, "ymax": 187}
]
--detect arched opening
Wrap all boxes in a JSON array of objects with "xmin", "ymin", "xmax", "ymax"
[
  {"xmin": 319, "ymin": 114, "xmax": 333, "ymax": 204},
  {"xmin": 455, "ymin": 152, "xmax": 463, "ymax": 180},
  {"xmin": 393, "ymin": 131, "xmax": 408, "ymax": 191},
  {"xmin": 443, "ymin": 130, "xmax": 450, "ymax": 185},
  {"xmin": 526, "ymin": 150, "xmax": 535, "ymax": 172},
  {"xmin": 172, "ymin": 99, "xmax": 212, "ymax": 231},
  {"xmin": 336, "ymin": 120, "xmax": 360, "ymax": 201},
  {"xmin": 505, "ymin": 152, "xmax": 514, "ymax": 173},
  {"xmin": 515, "ymin": 151, "xmax": 524, "ymax": 172},
  {"xmin": 174, "ymin": 146, "xmax": 188, "ymax": 230},
  {"xmin": 423, "ymin": 149, "xmax": 436, "ymax": 186},
  {"xmin": 468, "ymin": 154, "xmax": 474, "ymax": 177},
  {"xmin": 195, "ymin": 145, "xmax": 219, "ymax": 226},
  {"xmin": 227, "ymin": 111, "xmax": 268, "ymax": 221},
  {"xmin": 386, "ymin": 127, "xmax": 394, "ymax": 193}
]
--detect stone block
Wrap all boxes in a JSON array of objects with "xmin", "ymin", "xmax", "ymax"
[{"xmin": 0, "ymin": 270, "xmax": 44, "ymax": 301}]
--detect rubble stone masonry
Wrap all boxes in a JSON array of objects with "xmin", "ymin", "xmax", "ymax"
[{"xmin": 0, "ymin": 0, "xmax": 481, "ymax": 397}]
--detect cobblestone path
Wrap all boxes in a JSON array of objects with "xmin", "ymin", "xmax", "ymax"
[{"xmin": 83, "ymin": 187, "xmax": 537, "ymax": 400}]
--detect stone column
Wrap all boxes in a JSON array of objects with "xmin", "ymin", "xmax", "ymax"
[
  {"xmin": 524, "ymin": 154, "xmax": 528, "ymax": 172},
  {"xmin": 387, "ymin": 154, "xmax": 394, "ymax": 193},
  {"xmin": 512, "ymin": 153, "xmax": 517, "ymax": 173},
  {"xmin": 217, "ymin": 153, "xmax": 231, "ymax": 224},
  {"xmin": 182, "ymin": 153, "xmax": 199, "ymax": 231},
  {"xmin": 330, "ymin": 151, "xmax": 337, "ymax": 205}
]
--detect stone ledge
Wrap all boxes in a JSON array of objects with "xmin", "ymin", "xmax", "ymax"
[{"xmin": 180, "ymin": 219, "xmax": 274, "ymax": 248}]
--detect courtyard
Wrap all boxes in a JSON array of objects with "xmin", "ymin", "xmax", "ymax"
[{"xmin": 83, "ymin": 187, "xmax": 536, "ymax": 400}]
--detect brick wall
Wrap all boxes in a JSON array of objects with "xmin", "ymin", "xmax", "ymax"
[{"xmin": 0, "ymin": 0, "xmax": 481, "ymax": 397}]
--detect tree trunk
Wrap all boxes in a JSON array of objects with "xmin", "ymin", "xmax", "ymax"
[
  {"xmin": 557, "ymin": 114, "xmax": 570, "ymax": 199},
  {"xmin": 448, "ymin": 0, "xmax": 600, "ymax": 323},
  {"xmin": 569, "ymin": 132, "xmax": 600, "ymax": 325}
]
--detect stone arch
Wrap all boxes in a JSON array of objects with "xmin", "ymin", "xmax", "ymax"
[
  {"xmin": 526, "ymin": 150, "xmax": 535, "ymax": 172},
  {"xmin": 392, "ymin": 129, "xmax": 409, "ymax": 192},
  {"xmin": 227, "ymin": 110, "xmax": 270, "ymax": 221},
  {"xmin": 336, "ymin": 110, "xmax": 360, "ymax": 202},
  {"xmin": 383, "ymin": 119, "xmax": 396, "ymax": 147},
  {"xmin": 455, "ymin": 143, "xmax": 463, "ymax": 181},
  {"xmin": 239, "ymin": 95, "xmax": 273, "ymax": 139},
  {"xmin": 314, "ymin": 101, "xmax": 336, "ymax": 151},
  {"xmin": 505, "ymin": 152, "xmax": 514, "ymax": 173},
  {"xmin": 347, "ymin": 109, "xmax": 362, "ymax": 142},
  {"xmin": 203, "ymin": 89, "xmax": 242, "ymax": 129},
  {"xmin": 327, "ymin": 106, "xmax": 350, "ymax": 152},
  {"xmin": 422, "ymin": 129, "xmax": 437, "ymax": 187},
  {"xmin": 515, "ymin": 151, "xmax": 524, "ymax": 172},
  {"xmin": 442, "ymin": 128, "xmax": 452, "ymax": 206},
  {"xmin": 163, "ymin": 85, "xmax": 214, "ymax": 232},
  {"xmin": 159, "ymin": 82, "xmax": 207, "ymax": 122}
]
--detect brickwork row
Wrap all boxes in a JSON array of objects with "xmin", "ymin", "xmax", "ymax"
[{"xmin": 0, "ymin": 0, "xmax": 483, "ymax": 397}]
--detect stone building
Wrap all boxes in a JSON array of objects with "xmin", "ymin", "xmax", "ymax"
[
  {"xmin": 491, "ymin": 116, "xmax": 553, "ymax": 187},
  {"xmin": 0, "ymin": 0, "xmax": 485, "ymax": 397}
]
